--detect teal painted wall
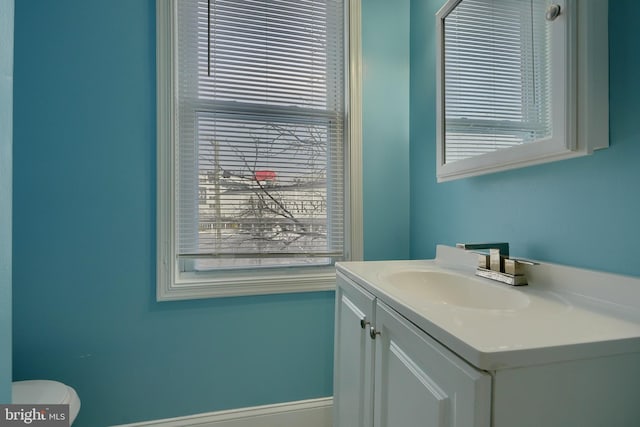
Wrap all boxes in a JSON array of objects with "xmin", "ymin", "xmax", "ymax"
[
  {"xmin": 12, "ymin": 1, "xmax": 336, "ymax": 426},
  {"xmin": 12, "ymin": 0, "xmax": 410, "ymax": 425},
  {"xmin": 13, "ymin": 0, "xmax": 639, "ymax": 423},
  {"xmin": 0, "ymin": 0, "xmax": 14, "ymax": 404},
  {"xmin": 410, "ymin": 0, "xmax": 640, "ymax": 277},
  {"xmin": 362, "ymin": 0, "xmax": 411, "ymax": 261}
]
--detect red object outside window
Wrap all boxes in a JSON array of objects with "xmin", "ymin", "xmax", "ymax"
[{"xmin": 254, "ymin": 170, "xmax": 277, "ymax": 181}]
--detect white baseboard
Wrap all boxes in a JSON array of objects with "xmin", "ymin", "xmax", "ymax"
[{"xmin": 112, "ymin": 397, "xmax": 333, "ymax": 427}]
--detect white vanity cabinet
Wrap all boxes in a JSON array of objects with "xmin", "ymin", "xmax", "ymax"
[
  {"xmin": 334, "ymin": 248, "xmax": 640, "ymax": 427},
  {"xmin": 334, "ymin": 272, "xmax": 491, "ymax": 427},
  {"xmin": 333, "ymin": 271, "xmax": 376, "ymax": 427}
]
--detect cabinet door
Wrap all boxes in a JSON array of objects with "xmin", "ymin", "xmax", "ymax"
[
  {"xmin": 373, "ymin": 301, "xmax": 491, "ymax": 427},
  {"xmin": 334, "ymin": 272, "xmax": 377, "ymax": 427}
]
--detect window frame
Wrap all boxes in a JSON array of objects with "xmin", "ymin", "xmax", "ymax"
[{"xmin": 156, "ymin": 0, "xmax": 363, "ymax": 301}]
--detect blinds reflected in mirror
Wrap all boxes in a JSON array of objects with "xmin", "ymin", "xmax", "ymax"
[{"xmin": 443, "ymin": 0, "xmax": 552, "ymax": 164}]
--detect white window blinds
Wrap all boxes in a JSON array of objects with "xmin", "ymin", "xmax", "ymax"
[
  {"xmin": 443, "ymin": 0, "xmax": 552, "ymax": 163},
  {"xmin": 175, "ymin": 0, "xmax": 346, "ymax": 269}
]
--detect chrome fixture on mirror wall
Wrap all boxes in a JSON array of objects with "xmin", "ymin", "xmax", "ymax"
[{"xmin": 545, "ymin": 3, "xmax": 562, "ymax": 21}]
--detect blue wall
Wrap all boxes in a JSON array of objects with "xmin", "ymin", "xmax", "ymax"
[
  {"xmin": 0, "ymin": 0, "xmax": 14, "ymax": 404},
  {"xmin": 12, "ymin": 0, "xmax": 639, "ymax": 424},
  {"xmin": 12, "ymin": 0, "xmax": 411, "ymax": 425},
  {"xmin": 362, "ymin": 0, "xmax": 411, "ymax": 261},
  {"xmin": 12, "ymin": 1, "xmax": 336, "ymax": 425},
  {"xmin": 410, "ymin": 0, "xmax": 640, "ymax": 277}
]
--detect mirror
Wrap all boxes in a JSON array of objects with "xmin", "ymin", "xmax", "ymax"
[{"xmin": 435, "ymin": 0, "xmax": 609, "ymax": 182}]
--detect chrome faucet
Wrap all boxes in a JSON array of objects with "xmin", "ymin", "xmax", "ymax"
[
  {"xmin": 456, "ymin": 242, "xmax": 534, "ymax": 286},
  {"xmin": 456, "ymin": 242, "xmax": 509, "ymax": 271}
]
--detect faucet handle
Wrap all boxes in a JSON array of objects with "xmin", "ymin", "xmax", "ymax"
[{"xmin": 504, "ymin": 258, "xmax": 539, "ymax": 275}]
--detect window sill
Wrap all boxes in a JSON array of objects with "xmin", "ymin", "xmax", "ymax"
[{"xmin": 157, "ymin": 265, "xmax": 337, "ymax": 301}]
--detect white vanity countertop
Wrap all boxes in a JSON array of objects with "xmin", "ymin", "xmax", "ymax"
[{"xmin": 336, "ymin": 246, "xmax": 640, "ymax": 371}]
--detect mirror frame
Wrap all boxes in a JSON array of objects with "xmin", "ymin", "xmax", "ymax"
[{"xmin": 435, "ymin": 0, "xmax": 609, "ymax": 182}]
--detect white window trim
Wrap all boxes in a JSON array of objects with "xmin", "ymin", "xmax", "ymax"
[{"xmin": 156, "ymin": 0, "xmax": 363, "ymax": 301}]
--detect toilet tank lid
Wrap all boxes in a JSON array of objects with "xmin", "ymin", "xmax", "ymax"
[{"xmin": 12, "ymin": 380, "xmax": 76, "ymax": 405}]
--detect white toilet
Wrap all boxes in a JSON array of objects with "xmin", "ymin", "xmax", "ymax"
[{"xmin": 12, "ymin": 380, "xmax": 81, "ymax": 425}]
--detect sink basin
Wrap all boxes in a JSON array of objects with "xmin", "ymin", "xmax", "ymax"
[{"xmin": 380, "ymin": 270, "xmax": 530, "ymax": 310}]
